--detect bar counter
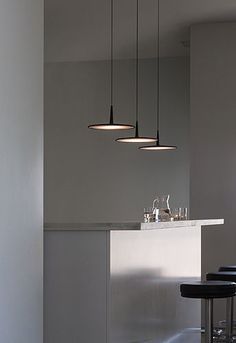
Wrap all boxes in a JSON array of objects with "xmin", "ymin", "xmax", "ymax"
[{"xmin": 44, "ymin": 219, "xmax": 223, "ymax": 343}]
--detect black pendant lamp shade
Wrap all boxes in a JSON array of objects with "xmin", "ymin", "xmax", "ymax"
[
  {"xmin": 88, "ymin": 105, "xmax": 134, "ymax": 130},
  {"xmin": 139, "ymin": 0, "xmax": 176, "ymax": 151},
  {"xmin": 139, "ymin": 132, "xmax": 176, "ymax": 150},
  {"xmin": 116, "ymin": 120, "xmax": 157, "ymax": 143},
  {"xmin": 116, "ymin": 0, "xmax": 156, "ymax": 143},
  {"xmin": 88, "ymin": 0, "xmax": 134, "ymax": 131}
]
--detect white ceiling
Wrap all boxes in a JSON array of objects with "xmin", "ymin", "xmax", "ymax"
[{"xmin": 45, "ymin": 0, "xmax": 236, "ymax": 62}]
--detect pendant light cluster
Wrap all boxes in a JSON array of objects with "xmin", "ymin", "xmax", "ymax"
[{"xmin": 88, "ymin": 0, "xmax": 177, "ymax": 152}]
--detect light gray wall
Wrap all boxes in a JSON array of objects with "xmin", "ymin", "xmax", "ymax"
[
  {"xmin": 44, "ymin": 57, "xmax": 189, "ymax": 223},
  {"xmin": 0, "ymin": 0, "xmax": 43, "ymax": 342},
  {"xmin": 45, "ymin": 0, "xmax": 236, "ymax": 62},
  {"xmin": 190, "ymin": 22, "xmax": 236, "ymax": 321}
]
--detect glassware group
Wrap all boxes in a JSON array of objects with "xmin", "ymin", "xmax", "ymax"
[{"xmin": 144, "ymin": 195, "xmax": 188, "ymax": 223}]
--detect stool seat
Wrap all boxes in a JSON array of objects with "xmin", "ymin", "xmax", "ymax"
[
  {"xmin": 180, "ymin": 281, "xmax": 236, "ymax": 299},
  {"xmin": 219, "ymin": 266, "xmax": 236, "ymax": 272},
  {"xmin": 207, "ymin": 272, "xmax": 236, "ymax": 282}
]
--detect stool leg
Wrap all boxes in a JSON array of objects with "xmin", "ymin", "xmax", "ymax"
[
  {"xmin": 226, "ymin": 297, "xmax": 234, "ymax": 340},
  {"xmin": 205, "ymin": 298, "xmax": 213, "ymax": 343}
]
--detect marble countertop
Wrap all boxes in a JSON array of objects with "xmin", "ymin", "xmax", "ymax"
[{"xmin": 44, "ymin": 219, "xmax": 224, "ymax": 231}]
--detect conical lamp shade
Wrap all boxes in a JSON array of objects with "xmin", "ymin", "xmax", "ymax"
[
  {"xmin": 139, "ymin": 143, "xmax": 177, "ymax": 151},
  {"xmin": 116, "ymin": 121, "xmax": 157, "ymax": 143},
  {"xmin": 88, "ymin": 106, "xmax": 135, "ymax": 130},
  {"xmin": 140, "ymin": 0, "xmax": 177, "ymax": 151},
  {"xmin": 116, "ymin": 1, "xmax": 156, "ymax": 144},
  {"xmin": 88, "ymin": 0, "xmax": 134, "ymax": 131},
  {"xmin": 139, "ymin": 131, "xmax": 176, "ymax": 150}
]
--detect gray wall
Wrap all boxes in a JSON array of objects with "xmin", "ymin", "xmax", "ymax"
[
  {"xmin": 0, "ymin": 0, "xmax": 43, "ymax": 342},
  {"xmin": 190, "ymin": 22, "xmax": 236, "ymax": 320},
  {"xmin": 44, "ymin": 57, "xmax": 189, "ymax": 223}
]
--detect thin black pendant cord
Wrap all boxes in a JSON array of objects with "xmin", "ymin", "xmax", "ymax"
[
  {"xmin": 156, "ymin": 0, "xmax": 160, "ymax": 142},
  {"xmin": 110, "ymin": 0, "xmax": 114, "ymax": 123},
  {"xmin": 135, "ymin": 0, "xmax": 139, "ymax": 136},
  {"xmin": 185, "ymin": 40, "xmax": 190, "ymax": 114},
  {"xmin": 182, "ymin": 40, "xmax": 189, "ymax": 126}
]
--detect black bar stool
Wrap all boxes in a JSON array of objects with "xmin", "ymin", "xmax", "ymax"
[
  {"xmin": 219, "ymin": 266, "xmax": 236, "ymax": 272},
  {"xmin": 180, "ymin": 281, "xmax": 236, "ymax": 343},
  {"xmin": 207, "ymin": 271, "xmax": 236, "ymax": 340}
]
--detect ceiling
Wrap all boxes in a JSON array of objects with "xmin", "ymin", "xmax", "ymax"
[{"xmin": 45, "ymin": 0, "xmax": 236, "ymax": 62}]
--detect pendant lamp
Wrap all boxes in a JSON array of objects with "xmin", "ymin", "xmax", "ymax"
[
  {"xmin": 139, "ymin": 0, "xmax": 177, "ymax": 151},
  {"xmin": 116, "ymin": 0, "xmax": 157, "ymax": 143},
  {"xmin": 88, "ymin": 0, "xmax": 134, "ymax": 131}
]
